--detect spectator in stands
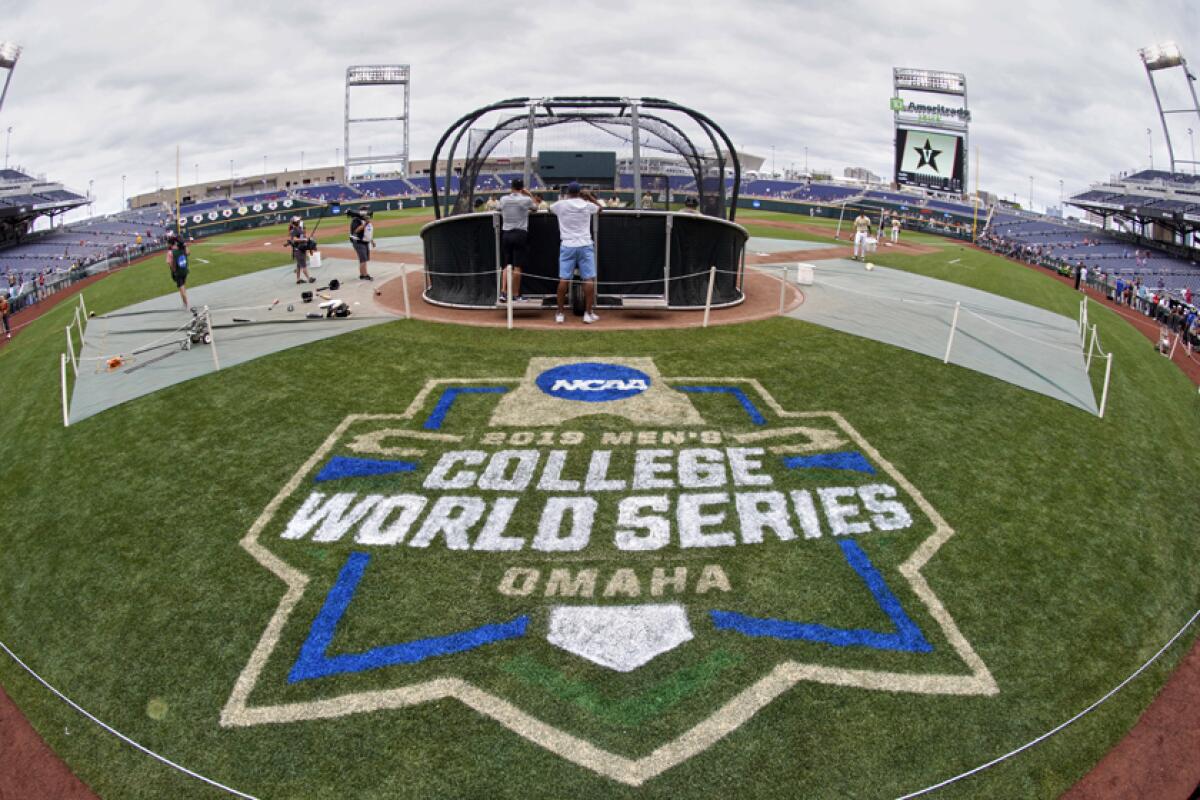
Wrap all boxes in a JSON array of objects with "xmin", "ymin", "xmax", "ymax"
[
  {"xmin": 349, "ymin": 206, "xmax": 375, "ymax": 281},
  {"xmin": 0, "ymin": 292, "xmax": 9, "ymax": 339},
  {"xmin": 551, "ymin": 182, "xmax": 602, "ymax": 325},
  {"xmin": 165, "ymin": 232, "xmax": 191, "ymax": 309},
  {"xmin": 286, "ymin": 217, "xmax": 316, "ymax": 285},
  {"xmin": 497, "ymin": 179, "xmax": 538, "ymax": 302}
]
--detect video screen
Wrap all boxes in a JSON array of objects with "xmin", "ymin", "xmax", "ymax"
[{"xmin": 894, "ymin": 128, "xmax": 965, "ymax": 193}]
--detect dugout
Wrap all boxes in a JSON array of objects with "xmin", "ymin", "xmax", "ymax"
[{"xmin": 421, "ymin": 96, "xmax": 747, "ymax": 313}]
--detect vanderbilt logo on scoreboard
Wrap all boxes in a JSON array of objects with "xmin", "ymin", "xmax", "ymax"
[{"xmin": 221, "ymin": 357, "xmax": 996, "ymax": 785}]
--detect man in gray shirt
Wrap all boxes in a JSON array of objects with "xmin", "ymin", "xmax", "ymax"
[{"xmin": 497, "ymin": 178, "xmax": 539, "ymax": 302}]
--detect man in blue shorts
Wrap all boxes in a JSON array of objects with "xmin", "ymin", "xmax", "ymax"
[{"xmin": 551, "ymin": 182, "xmax": 602, "ymax": 324}]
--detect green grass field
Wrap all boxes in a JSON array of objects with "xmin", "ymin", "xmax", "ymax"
[{"xmin": 0, "ymin": 209, "xmax": 1197, "ymax": 799}]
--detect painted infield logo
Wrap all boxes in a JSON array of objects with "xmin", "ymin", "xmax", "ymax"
[
  {"xmin": 535, "ymin": 362, "xmax": 651, "ymax": 402},
  {"xmin": 222, "ymin": 357, "xmax": 996, "ymax": 786}
]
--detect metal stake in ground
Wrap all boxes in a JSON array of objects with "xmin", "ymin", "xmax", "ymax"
[
  {"xmin": 703, "ymin": 265, "xmax": 716, "ymax": 328},
  {"xmin": 943, "ymin": 301, "xmax": 961, "ymax": 363},
  {"xmin": 206, "ymin": 306, "xmax": 220, "ymax": 371}
]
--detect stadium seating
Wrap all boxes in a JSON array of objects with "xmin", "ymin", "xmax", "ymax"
[
  {"xmin": 1124, "ymin": 169, "xmax": 1200, "ymax": 186},
  {"xmin": 353, "ymin": 178, "xmax": 417, "ymax": 197},
  {"xmin": 293, "ymin": 184, "xmax": 363, "ymax": 202},
  {"xmin": 986, "ymin": 211, "xmax": 1200, "ymax": 295}
]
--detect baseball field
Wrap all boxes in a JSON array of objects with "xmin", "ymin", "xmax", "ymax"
[{"xmin": 0, "ymin": 208, "xmax": 1197, "ymax": 798}]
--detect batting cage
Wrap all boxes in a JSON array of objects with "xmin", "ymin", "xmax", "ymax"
[{"xmin": 420, "ymin": 97, "xmax": 747, "ymax": 313}]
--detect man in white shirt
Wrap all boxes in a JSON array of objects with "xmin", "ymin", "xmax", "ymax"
[
  {"xmin": 852, "ymin": 212, "xmax": 871, "ymax": 261},
  {"xmin": 551, "ymin": 182, "xmax": 602, "ymax": 324},
  {"xmin": 890, "ymin": 216, "xmax": 901, "ymax": 244}
]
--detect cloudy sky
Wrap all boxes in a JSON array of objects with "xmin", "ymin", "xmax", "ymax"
[{"xmin": 2, "ymin": 0, "xmax": 1198, "ymax": 217}]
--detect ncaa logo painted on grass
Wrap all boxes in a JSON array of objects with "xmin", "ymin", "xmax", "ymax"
[
  {"xmin": 221, "ymin": 357, "xmax": 997, "ymax": 786},
  {"xmin": 535, "ymin": 362, "xmax": 651, "ymax": 402}
]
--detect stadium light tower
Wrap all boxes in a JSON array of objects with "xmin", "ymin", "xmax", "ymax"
[
  {"xmin": 1139, "ymin": 42, "xmax": 1200, "ymax": 173},
  {"xmin": 344, "ymin": 65, "xmax": 410, "ymax": 179},
  {"xmin": 0, "ymin": 42, "xmax": 22, "ymax": 118}
]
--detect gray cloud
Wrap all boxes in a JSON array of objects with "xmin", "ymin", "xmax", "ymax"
[{"xmin": 1, "ymin": 0, "xmax": 1196, "ymax": 217}]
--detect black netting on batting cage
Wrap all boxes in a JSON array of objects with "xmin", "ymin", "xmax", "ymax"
[
  {"xmin": 596, "ymin": 214, "xmax": 667, "ymax": 296},
  {"xmin": 522, "ymin": 214, "xmax": 564, "ymax": 296},
  {"xmin": 668, "ymin": 215, "xmax": 747, "ymax": 307},
  {"xmin": 450, "ymin": 112, "xmax": 717, "ymax": 216},
  {"xmin": 422, "ymin": 214, "xmax": 498, "ymax": 307}
]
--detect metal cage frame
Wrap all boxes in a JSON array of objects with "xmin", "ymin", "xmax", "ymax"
[{"xmin": 428, "ymin": 96, "xmax": 742, "ymax": 221}]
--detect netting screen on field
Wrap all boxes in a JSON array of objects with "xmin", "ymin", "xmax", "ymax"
[{"xmin": 894, "ymin": 127, "xmax": 964, "ymax": 193}]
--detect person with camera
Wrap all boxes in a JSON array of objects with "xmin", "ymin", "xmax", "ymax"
[
  {"xmin": 287, "ymin": 216, "xmax": 317, "ymax": 285},
  {"xmin": 349, "ymin": 206, "xmax": 375, "ymax": 281},
  {"xmin": 165, "ymin": 231, "xmax": 191, "ymax": 309}
]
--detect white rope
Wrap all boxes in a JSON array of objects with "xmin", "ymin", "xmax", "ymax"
[
  {"xmin": 76, "ymin": 318, "xmax": 196, "ymax": 362},
  {"xmin": 958, "ymin": 307, "xmax": 1088, "ymax": 356},
  {"xmin": 421, "ymin": 265, "xmax": 724, "ymax": 286},
  {"xmin": 0, "ymin": 639, "xmax": 258, "ymax": 799},
  {"xmin": 896, "ymin": 607, "xmax": 1200, "ymax": 799}
]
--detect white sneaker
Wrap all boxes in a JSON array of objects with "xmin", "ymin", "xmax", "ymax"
[
  {"xmin": 583, "ymin": 312, "xmax": 599, "ymax": 324},
  {"xmin": 555, "ymin": 312, "xmax": 565, "ymax": 324}
]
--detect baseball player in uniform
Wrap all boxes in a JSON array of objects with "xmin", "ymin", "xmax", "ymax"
[{"xmin": 852, "ymin": 212, "xmax": 872, "ymax": 260}]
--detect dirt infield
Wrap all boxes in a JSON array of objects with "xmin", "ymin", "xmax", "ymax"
[
  {"xmin": 0, "ymin": 685, "xmax": 97, "ymax": 799},
  {"xmin": 374, "ymin": 267, "xmax": 804, "ymax": 330},
  {"xmin": 215, "ymin": 214, "xmax": 435, "ymax": 256}
]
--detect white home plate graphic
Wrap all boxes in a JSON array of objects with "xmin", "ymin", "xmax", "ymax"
[{"xmin": 547, "ymin": 604, "xmax": 695, "ymax": 672}]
